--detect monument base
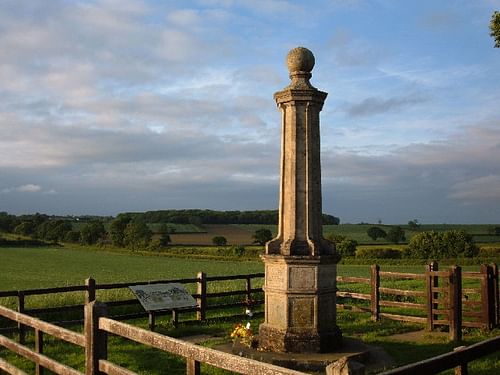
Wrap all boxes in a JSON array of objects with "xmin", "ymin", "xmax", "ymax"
[{"xmin": 259, "ymin": 323, "xmax": 342, "ymax": 353}]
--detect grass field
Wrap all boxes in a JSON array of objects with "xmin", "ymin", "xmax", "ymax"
[{"xmin": 0, "ymin": 245, "xmax": 499, "ymax": 374}]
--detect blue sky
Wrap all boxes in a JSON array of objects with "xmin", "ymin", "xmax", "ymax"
[{"xmin": 0, "ymin": 0, "xmax": 499, "ymax": 224}]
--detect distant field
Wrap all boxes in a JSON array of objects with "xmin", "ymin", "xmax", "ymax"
[
  {"xmin": 168, "ymin": 224, "xmax": 255, "ymax": 245},
  {"xmin": 0, "ymin": 245, "xmax": 485, "ymax": 291}
]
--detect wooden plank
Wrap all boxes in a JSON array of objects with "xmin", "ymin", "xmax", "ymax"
[
  {"xmin": 0, "ymin": 334, "xmax": 83, "ymax": 375},
  {"xmin": 379, "ymin": 313, "xmax": 427, "ymax": 324},
  {"xmin": 379, "ymin": 300, "xmax": 425, "ymax": 309},
  {"xmin": 336, "ymin": 276, "xmax": 370, "ymax": 283},
  {"xmin": 22, "ymin": 285, "xmax": 86, "ymax": 296},
  {"xmin": 379, "ymin": 287, "xmax": 425, "ymax": 297},
  {"xmin": 462, "ymin": 300, "xmax": 481, "ymax": 307},
  {"xmin": 206, "ymin": 273, "xmax": 264, "ymax": 281},
  {"xmin": 0, "ymin": 291, "xmax": 18, "ymax": 298},
  {"xmin": 0, "ymin": 358, "xmax": 29, "ymax": 375},
  {"xmin": 461, "ymin": 321, "xmax": 485, "ymax": 328},
  {"xmin": 336, "ymin": 291, "xmax": 371, "ymax": 300},
  {"xmin": 0, "ymin": 305, "xmax": 85, "ymax": 347},
  {"xmin": 99, "ymin": 318, "xmax": 308, "ymax": 375},
  {"xmin": 379, "ymin": 272, "xmax": 425, "ymax": 280},
  {"xmin": 379, "ymin": 335, "xmax": 500, "ymax": 375},
  {"xmin": 99, "ymin": 360, "xmax": 137, "ymax": 375},
  {"xmin": 462, "ymin": 311, "xmax": 483, "ymax": 318},
  {"xmin": 462, "ymin": 288, "xmax": 479, "ymax": 294},
  {"xmin": 462, "ymin": 272, "xmax": 482, "ymax": 279},
  {"xmin": 96, "ymin": 278, "xmax": 198, "ymax": 290}
]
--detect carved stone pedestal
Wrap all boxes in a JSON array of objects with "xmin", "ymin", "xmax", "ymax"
[{"xmin": 259, "ymin": 255, "xmax": 342, "ymax": 353}]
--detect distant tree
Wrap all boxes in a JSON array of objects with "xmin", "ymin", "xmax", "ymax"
[
  {"xmin": 367, "ymin": 226, "xmax": 387, "ymax": 241},
  {"xmin": 80, "ymin": 221, "xmax": 106, "ymax": 245},
  {"xmin": 386, "ymin": 226, "xmax": 406, "ymax": 244},
  {"xmin": 336, "ymin": 239, "xmax": 358, "ymax": 257},
  {"xmin": 14, "ymin": 221, "xmax": 36, "ymax": 237},
  {"xmin": 37, "ymin": 220, "xmax": 72, "ymax": 241},
  {"xmin": 407, "ymin": 230, "xmax": 478, "ymax": 259},
  {"xmin": 212, "ymin": 236, "xmax": 227, "ymax": 246},
  {"xmin": 407, "ymin": 219, "xmax": 420, "ymax": 231},
  {"xmin": 109, "ymin": 216, "xmax": 132, "ymax": 247},
  {"xmin": 490, "ymin": 11, "xmax": 500, "ymax": 48},
  {"xmin": 123, "ymin": 220, "xmax": 152, "ymax": 251},
  {"xmin": 326, "ymin": 233, "xmax": 347, "ymax": 244},
  {"xmin": 252, "ymin": 228, "xmax": 273, "ymax": 245},
  {"xmin": 64, "ymin": 230, "xmax": 81, "ymax": 243},
  {"xmin": 159, "ymin": 233, "xmax": 171, "ymax": 247}
]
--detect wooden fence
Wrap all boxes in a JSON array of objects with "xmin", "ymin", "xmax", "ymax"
[
  {"xmin": 2, "ymin": 263, "xmax": 499, "ymax": 343},
  {"xmin": 336, "ymin": 262, "xmax": 499, "ymax": 340},
  {"xmin": 0, "ymin": 272, "xmax": 265, "ymax": 342},
  {"xmin": 0, "ymin": 302, "xmax": 308, "ymax": 375}
]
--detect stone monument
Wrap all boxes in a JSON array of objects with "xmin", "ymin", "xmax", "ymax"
[{"xmin": 259, "ymin": 47, "xmax": 342, "ymax": 353}]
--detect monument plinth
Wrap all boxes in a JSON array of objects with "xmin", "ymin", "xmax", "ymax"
[{"xmin": 259, "ymin": 47, "xmax": 342, "ymax": 353}]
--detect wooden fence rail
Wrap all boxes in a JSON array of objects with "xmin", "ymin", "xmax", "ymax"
[
  {"xmin": 380, "ymin": 335, "xmax": 500, "ymax": 375},
  {"xmin": 0, "ymin": 272, "xmax": 265, "ymax": 335},
  {"xmin": 0, "ymin": 302, "xmax": 308, "ymax": 375},
  {"xmin": 1, "ymin": 264, "xmax": 498, "ymax": 344},
  {"xmin": 336, "ymin": 262, "xmax": 499, "ymax": 340}
]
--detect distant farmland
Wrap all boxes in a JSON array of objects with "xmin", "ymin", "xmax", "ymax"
[{"xmin": 156, "ymin": 223, "xmax": 500, "ymax": 246}]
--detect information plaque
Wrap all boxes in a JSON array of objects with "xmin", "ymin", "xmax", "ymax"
[{"xmin": 129, "ymin": 283, "xmax": 197, "ymax": 312}]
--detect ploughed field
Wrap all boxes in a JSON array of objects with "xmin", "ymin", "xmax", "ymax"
[{"xmin": 155, "ymin": 223, "xmax": 500, "ymax": 246}]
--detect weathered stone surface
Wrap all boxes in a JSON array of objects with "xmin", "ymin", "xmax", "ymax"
[
  {"xmin": 259, "ymin": 47, "xmax": 341, "ymax": 353},
  {"xmin": 326, "ymin": 357, "xmax": 366, "ymax": 375}
]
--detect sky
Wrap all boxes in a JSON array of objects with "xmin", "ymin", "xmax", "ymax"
[{"xmin": 0, "ymin": 0, "xmax": 499, "ymax": 224}]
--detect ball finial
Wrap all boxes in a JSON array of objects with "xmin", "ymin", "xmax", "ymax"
[{"xmin": 286, "ymin": 47, "xmax": 315, "ymax": 73}]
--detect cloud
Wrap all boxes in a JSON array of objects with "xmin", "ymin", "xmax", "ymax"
[
  {"xmin": 344, "ymin": 93, "xmax": 427, "ymax": 117},
  {"xmin": 1, "ymin": 184, "xmax": 42, "ymax": 193},
  {"xmin": 449, "ymin": 175, "xmax": 500, "ymax": 201}
]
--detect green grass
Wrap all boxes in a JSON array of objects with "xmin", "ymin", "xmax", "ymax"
[{"xmin": 0, "ymin": 245, "xmax": 499, "ymax": 374}]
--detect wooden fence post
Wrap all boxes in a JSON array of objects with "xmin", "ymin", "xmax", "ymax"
[
  {"xmin": 85, "ymin": 278, "xmax": 96, "ymax": 304},
  {"xmin": 186, "ymin": 359, "xmax": 201, "ymax": 375},
  {"xmin": 480, "ymin": 264, "xmax": 493, "ymax": 330},
  {"xmin": 17, "ymin": 291, "xmax": 25, "ymax": 345},
  {"xmin": 85, "ymin": 301, "xmax": 107, "ymax": 375},
  {"xmin": 371, "ymin": 264, "xmax": 380, "ymax": 322},
  {"xmin": 492, "ymin": 263, "xmax": 499, "ymax": 327},
  {"xmin": 449, "ymin": 266, "xmax": 462, "ymax": 342},
  {"xmin": 453, "ymin": 346, "xmax": 468, "ymax": 375},
  {"xmin": 245, "ymin": 276, "xmax": 252, "ymax": 308},
  {"xmin": 197, "ymin": 272, "xmax": 207, "ymax": 322},
  {"xmin": 426, "ymin": 261, "xmax": 439, "ymax": 331},
  {"xmin": 34, "ymin": 329, "xmax": 44, "ymax": 375}
]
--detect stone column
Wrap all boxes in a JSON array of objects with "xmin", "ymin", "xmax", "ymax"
[{"xmin": 259, "ymin": 47, "xmax": 341, "ymax": 353}]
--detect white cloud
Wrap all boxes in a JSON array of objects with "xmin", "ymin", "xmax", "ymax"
[{"xmin": 1, "ymin": 184, "xmax": 42, "ymax": 193}]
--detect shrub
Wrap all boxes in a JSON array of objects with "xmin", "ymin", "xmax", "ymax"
[
  {"xmin": 231, "ymin": 245, "xmax": 246, "ymax": 257},
  {"xmin": 252, "ymin": 229, "xmax": 273, "ymax": 245},
  {"xmin": 212, "ymin": 236, "xmax": 227, "ymax": 246},
  {"xmin": 356, "ymin": 247, "xmax": 402, "ymax": 259},
  {"xmin": 478, "ymin": 247, "xmax": 500, "ymax": 257},
  {"xmin": 406, "ymin": 230, "xmax": 478, "ymax": 259},
  {"xmin": 386, "ymin": 226, "xmax": 406, "ymax": 244},
  {"xmin": 336, "ymin": 239, "xmax": 357, "ymax": 257},
  {"xmin": 64, "ymin": 230, "xmax": 81, "ymax": 243},
  {"xmin": 159, "ymin": 233, "xmax": 171, "ymax": 247},
  {"xmin": 367, "ymin": 227, "xmax": 387, "ymax": 241}
]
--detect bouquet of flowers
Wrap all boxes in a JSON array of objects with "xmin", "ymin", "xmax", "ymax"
[{"xmin": 230, "ymin": 322, "xmax": 254, "ymax": 347}]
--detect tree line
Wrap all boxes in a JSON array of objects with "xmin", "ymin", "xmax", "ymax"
[{"xmin": 117, "ymin": 209, "xmax": 340, "ymax": 225}]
